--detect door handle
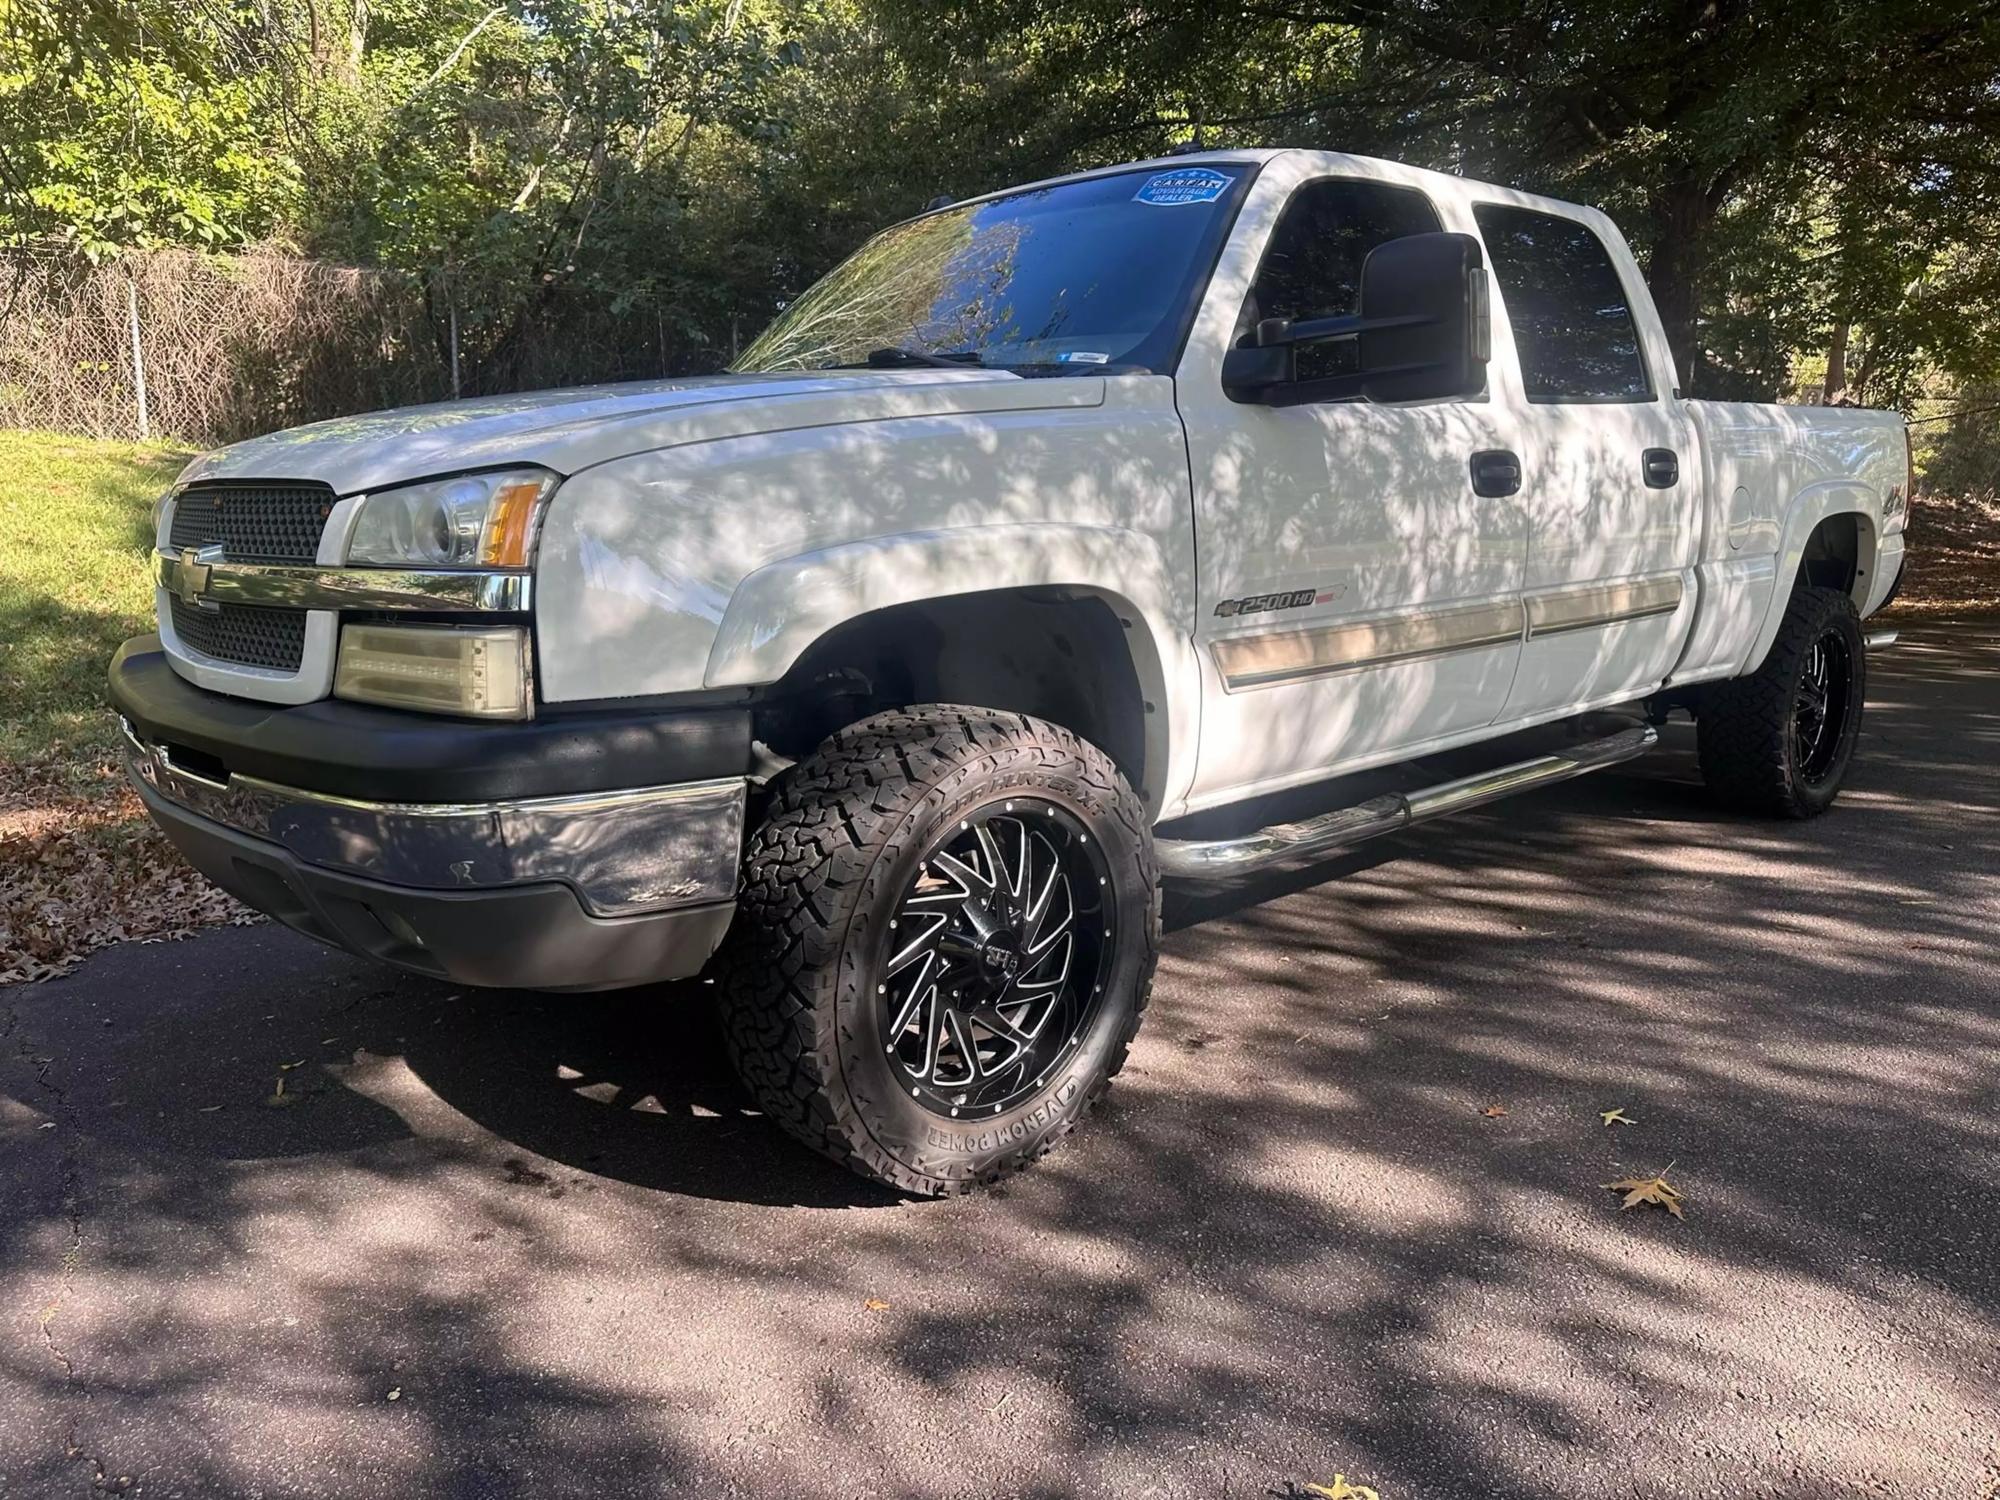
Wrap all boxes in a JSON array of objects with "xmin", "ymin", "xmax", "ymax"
[
  {"xmin": 1469, "ymin": 449, "xmax": 1522, "ymax": 498},
  {"xmin": 1642, "ymin": 448, "xmax": 1679, "ymax": 488}
]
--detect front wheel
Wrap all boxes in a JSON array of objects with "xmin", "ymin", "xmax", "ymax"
[
  {"xmin": 715, "ymin": 705, "xmax": 1160, "ymax": 1195},
  {"xmin": 1696, "ymin": 585, "xmax": 1867, "ymax": 818}
]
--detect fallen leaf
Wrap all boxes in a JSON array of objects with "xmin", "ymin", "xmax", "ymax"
[
  {"xmin": 863, "ymin": 1298, "xmax": 890, "ymax": 1312},
  {"xmin": 1603, "ymin": 1166, "xmax": 1685, "ymax": 1218},
  {"xmin": 1479, "ymin": 1105, "xmax": 1508, "ymax": 1118},
  {"xmin": 1305, "ymin": 1477, "xmax": 1381, "ymax": 1500},
  {"xmin": 1600, "ymin": 1107, "xmax": 1635, "ymax": 1127}
]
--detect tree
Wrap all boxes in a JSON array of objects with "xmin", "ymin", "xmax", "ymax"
[
  {"xmin": 0, "ymin": 0, "xmax": 305, "ymax": 256},
  {"xmin": 876, "ymin": 0, "xmax": 2000, "ymax": 400},
  {"xmin": 4, "ymin": 0, "xmax": 1995, "ymax": 415}
]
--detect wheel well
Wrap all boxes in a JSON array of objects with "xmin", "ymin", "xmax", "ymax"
[
  {"xmin": 1797, "ymin": 513, "xmax": 1861, "ymax": 596},
  {"xmin": 751, "ymin": 589, "xmax": 1152, "ymax": 795}
]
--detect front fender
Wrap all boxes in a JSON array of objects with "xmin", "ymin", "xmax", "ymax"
[
  {"xmin": 1740, "ymin": 482, "xmax": 1880, "ymax": 674},
  {"xmin": 704, "ymin": 522, "xmax": 1198, "ymax": 811}
]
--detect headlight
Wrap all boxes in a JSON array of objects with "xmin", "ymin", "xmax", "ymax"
[{"xmin": 346, "ymin": 469, "xmax": 558, "ymax": 569}]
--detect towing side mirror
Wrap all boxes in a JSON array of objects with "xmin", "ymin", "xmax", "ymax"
[
  {"xmin": 1356, "ymin": 231, "xmax": 1490, "ymax": 402},
  {"xmin": 1222, "ymin": 232, "xmax": 1491, "ymax": 406}
]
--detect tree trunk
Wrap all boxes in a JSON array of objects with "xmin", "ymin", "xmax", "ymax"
[
  {"xmin": 348, "ymin": 0, "xmax": 369, "ymax": 79},
  {"xmin": 1646, "ymin": 172, "xmax": 1715, "ymax": 396},
  {"xmin": 1822, "ymin": 322, "xmax": 1848, "ymax": 404},
  {"xmin": 1849, "ymin": 333, "xmax": 1878, "ymax": 408}
]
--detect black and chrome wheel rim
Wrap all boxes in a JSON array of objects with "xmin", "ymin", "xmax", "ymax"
[
  {"xmin": 1793, "ymin": 628, "xmax": 1854, "ymax": 787},
  {"xmin": 879, "ymin": 800, "xmax": 1115, "ymax": 1118}
]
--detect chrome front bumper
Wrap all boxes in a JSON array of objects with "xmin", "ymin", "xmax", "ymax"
[{"xmin": 121, "ymin": 719, "xmax": 743, "ymax": 919}]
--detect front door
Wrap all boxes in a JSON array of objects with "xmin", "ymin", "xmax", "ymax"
[{"xmin": 1174, "ymin": 162, "xmax": 1528, "ymax": 813}]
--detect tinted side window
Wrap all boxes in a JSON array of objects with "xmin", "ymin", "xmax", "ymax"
[
  {"xmin": 1240, "ymin": 179, "xmax": 1442, "ymax": 381},
  {"xmin": 1472, "ymin": 204, "xmax": 1651, "ymax": 402}
]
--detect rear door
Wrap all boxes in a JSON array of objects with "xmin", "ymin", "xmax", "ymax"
[
  {"xmin": 1469, "ymin": 202, "xmax": 1698, "ymax": 717},
  {"xmin": 1174, "ymin": 158, "xmax": 1529, "ymax": 811}
]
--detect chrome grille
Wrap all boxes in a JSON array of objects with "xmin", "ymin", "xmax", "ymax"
[
  {"xmin": 168, "ymin": 598, "xmax": 308, "ymax": 671},
  {"xmin": 168, "ymin": 482, "xmax": 335, "ymax": 564}
]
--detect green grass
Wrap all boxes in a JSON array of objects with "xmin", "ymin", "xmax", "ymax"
[{"xmin": 0, "ymin": 429, "xmax": 189, "ymax": 768}]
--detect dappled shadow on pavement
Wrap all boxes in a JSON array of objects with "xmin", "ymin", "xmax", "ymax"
[{"xmin": 0, "ymin": 624, "xmax": 1995, "ymax": 1499}]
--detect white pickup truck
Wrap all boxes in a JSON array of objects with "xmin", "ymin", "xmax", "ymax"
[{"xmin": 112, "ymin": 149, "xmax": 1909, "ymax": 1193}]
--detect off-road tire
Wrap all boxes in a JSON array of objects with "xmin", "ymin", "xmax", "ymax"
[
  {"xmin": 714, "ymin": 705, "xmax": 1160, "ymax": 1195},
  {"xmin": 1696, "ymin": 585, "xmax": 1866, "ymax": 819}
]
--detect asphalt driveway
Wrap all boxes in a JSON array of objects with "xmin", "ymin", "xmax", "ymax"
[{"xmin": 3, "ymin": 622, "xmax": 1995, "ymax": 1499}]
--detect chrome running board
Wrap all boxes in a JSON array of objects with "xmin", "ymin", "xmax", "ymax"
[
  {"xmin": 1156, "ymin": 725, "xmax": 1658, "ymax": 880},
  {"xmin": 1864, "ymin": 629, "xmax": 1898, "ymax": 650}
]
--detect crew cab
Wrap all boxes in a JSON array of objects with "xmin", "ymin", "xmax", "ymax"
[{"xmin": 110, "ymin": 149, "xmax": 1909, "ymax": 1194}]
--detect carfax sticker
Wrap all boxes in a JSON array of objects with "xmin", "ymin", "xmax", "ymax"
[{"xmin": 1133, "ymin": 167, "xmax": 1231, "ymax": 206}]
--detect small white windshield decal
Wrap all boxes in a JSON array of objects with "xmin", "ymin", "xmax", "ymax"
[
  {"xmin": 1133, "ymin": 167, "xmax": 1231, "ymax": 206},
  {"xmin": 1059, "ymin": 351, "xmax": 1111, "ymax": 364}
]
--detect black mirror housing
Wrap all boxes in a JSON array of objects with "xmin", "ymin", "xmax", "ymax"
[
  {"xmin": 1221, "ymin": 231, "xmax": 1490, "ymax": 406},
  {"xmin": 1356, "ymin": 231, "xmax": 1490, "ymax": 403},
  {"xmin": 1221, "ymin": 342, "xmax": 1293, "ymax": 394}
]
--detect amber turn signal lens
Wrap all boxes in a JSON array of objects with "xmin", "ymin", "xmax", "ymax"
[{"xmin": 478, "ymin": 474, "xmax": 552, "ymax": 567}]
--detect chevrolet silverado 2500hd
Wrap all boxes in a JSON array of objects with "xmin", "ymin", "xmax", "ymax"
[{"xmin": 111, "ymin": 149, "xmax": 1909, "ymax": 1193}]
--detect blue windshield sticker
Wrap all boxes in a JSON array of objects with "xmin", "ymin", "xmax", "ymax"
[{"xmin": 1133, "ymin": 167, "xmax": 1231, "ymax": 206}]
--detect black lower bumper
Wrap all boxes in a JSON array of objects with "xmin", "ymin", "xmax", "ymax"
[
  {"xmin": 112, "ymin": 635, "xmax": 748, "ymax": 990},
  {"xmin": 109, "ymin": 635, "xmax": 751, "ymax": 802},
  {"xmin": 137, "ymin": 778, "xmax": 733, "ymax": 991}
]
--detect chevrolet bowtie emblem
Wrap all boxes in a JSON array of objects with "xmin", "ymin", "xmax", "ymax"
[{"xmin": 175, "ymin": 544, "xmax": 224, "ymax": 608}]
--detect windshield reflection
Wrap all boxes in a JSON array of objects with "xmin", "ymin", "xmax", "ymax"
[{"xmin": 733, "ymin": 166, "xmax": 1250, "ymax": 376}]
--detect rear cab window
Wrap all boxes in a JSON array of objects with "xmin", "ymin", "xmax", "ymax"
[{"xmin": 1471, "ymin": 204, "xmax": 1653, "ymax": 403}]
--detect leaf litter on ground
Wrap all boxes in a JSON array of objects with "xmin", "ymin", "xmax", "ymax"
[
  {"xmin": 1604, "ymin": 1164, "xmax": 1686, "ymax": 1218},
  {"xmin": 2, "ymin": 752, "xmax": 257, "ymax": 985}
]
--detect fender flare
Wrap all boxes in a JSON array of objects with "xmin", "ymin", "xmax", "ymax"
[
  {"xmin": 1740, "ymin": 482, "xmax": 1881, "ymax": 674},
  {"xmin": 703, "ymin": 522, "xmax": 1198, "ymax": 813}
]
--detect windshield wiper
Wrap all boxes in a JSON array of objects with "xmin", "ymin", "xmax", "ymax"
[{"xmin": 827, "ymin": 347, "xmax": 988, "ymax": 370}]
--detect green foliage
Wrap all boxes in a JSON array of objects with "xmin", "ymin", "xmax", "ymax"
[
  {"xmin": 292, "ymin": 0, "xmax": 919, "ymax": 375},
  {"xmin": 878, "ymin": 0, "xmax": 2000, "ymax": 408},
  {"xmin": 2, "ymin": 0, "xmax": 1996, "ymax": 411},
  {"xmin": 0, "ymin": 428, "xmax": 183, "ymax": 762},
  {"xmin": 0, "ymin": 1, "xmax": 307, "ymax": 255}
]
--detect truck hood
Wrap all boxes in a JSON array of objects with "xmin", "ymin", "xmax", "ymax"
[{"xmin": 177, "ymin": 368, "xmax": 1092, "ymax": 496}]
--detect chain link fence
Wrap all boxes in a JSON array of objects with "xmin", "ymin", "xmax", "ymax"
[{"xmin": 0, "ymin": 248, "xmax": 678, "ymax": 448}]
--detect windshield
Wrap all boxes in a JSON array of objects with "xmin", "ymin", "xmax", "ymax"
[{"xmin": 732, "ymin": 164, "xmax": 1252, "ymax": 376}]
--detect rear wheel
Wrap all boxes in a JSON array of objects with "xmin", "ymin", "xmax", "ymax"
[
  {"xmin": 1696, "ymin": 585, "xmax": 1866, "ymax": 818},
  {"xmin": 715, "ymin": 705, "xmax": 1159, "ymax": 1195}
]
